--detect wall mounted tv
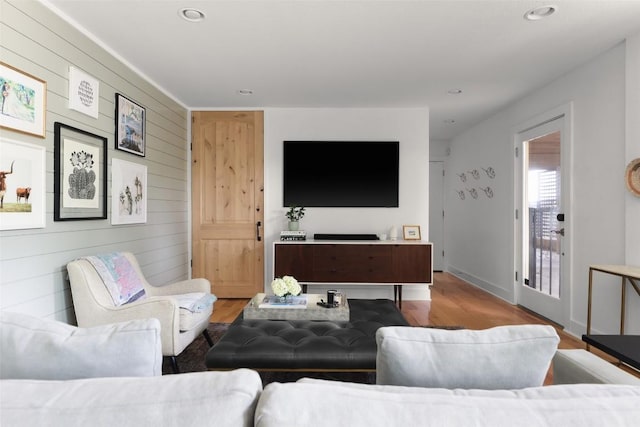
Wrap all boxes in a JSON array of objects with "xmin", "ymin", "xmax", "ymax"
[{"xmin": 283, "ymin": 140, "xmax": 399, "ymax": 207}]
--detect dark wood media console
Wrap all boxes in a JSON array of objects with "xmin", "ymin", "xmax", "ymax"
[{"xmin": 273, "ymin": 240, "xmax": 433, "ymax": 307}]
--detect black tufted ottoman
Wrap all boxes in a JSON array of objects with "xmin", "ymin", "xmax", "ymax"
[{"xmin": 205, "ymin": 299, "xmax": 409, "ymax": 371}]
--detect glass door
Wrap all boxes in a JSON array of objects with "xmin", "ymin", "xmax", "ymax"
[{"xmin": 516, "ymin": 114, "xmax": 570, "ymax": 326}]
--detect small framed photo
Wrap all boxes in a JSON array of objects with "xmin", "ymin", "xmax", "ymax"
[
  {"xmin": 111, "ymin": 158, "xmax": 147, "ymax": 225},
  {"xmin": 54, "ymin": 122, "xmax": 108, "ymax": 221},
  {"xmin": 0, "ymin": 62, "xmax": 47, "ymax": 138},
  {"xmin": 68, "ymin": 66, "xmax": 99, "ymax": 118},
  {"xmin": 403, "ymin": 225, "xmax": 421, "ymax": 240},
  {"xmin": 115, "ymin": 93, "xmax": 145, "ymax": 157},
  {"xmin": 0, "ymin": 138, "xmax": 46, "ymax": 230}
]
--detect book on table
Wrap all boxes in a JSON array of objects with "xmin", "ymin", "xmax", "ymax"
[{"xmin": 259, "ymin": 295, "xmax": 307, "ymax": 309}]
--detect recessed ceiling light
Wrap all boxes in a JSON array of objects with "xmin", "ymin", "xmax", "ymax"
[
  {"xmin": 444, "ymin": 119, "xmax": 456, "ymax": 124},
  {"xmin": 448, "ymin": 89, "xmax": 462, "ymax": 95},
  {"xmin": 524, "ymin": 5, "xmax": 557, "ymax": 21},
  {"xmin": 179, "ymin": 8, "xmax": 205, "ymax": 22},
  {"xmin": 237, "ymin": 89, "xmax": 254, "ymax": 95}
]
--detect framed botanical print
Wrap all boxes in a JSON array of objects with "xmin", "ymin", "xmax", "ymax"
[
  {"xmin": 0, "ymin": 62, "xmax": 47, "ymax": 138},
  {"xmin": 0, "ymin": 138, "xmax": 46, "ymax": 230},
  {"xmin": 115, "ymin": 93, "xmax": 145, "ymax": 156},
  {"xmin": 111, "ymin": 158, "xmax": 147, "ymax": 225},
  {"xmin": 54, "ymin": 122, "xmax": 108, "ymax": 221}
]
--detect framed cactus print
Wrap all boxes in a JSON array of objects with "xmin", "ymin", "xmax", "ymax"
[{"xmin": 54, "ymin": 122, "xmax": 107, "ymax": 221}]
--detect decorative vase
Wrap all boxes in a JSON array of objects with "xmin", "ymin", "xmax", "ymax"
[
  {"xmin": 285, "ymin": 294, "xmax": 294, "ymax": 304},
  {"xmin": 288, "ymin": 221, "xmax": 299, "ymax": 231}
]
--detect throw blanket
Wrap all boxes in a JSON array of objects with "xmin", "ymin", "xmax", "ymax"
[
  {"xmin": 176, "ymin": 293, "xmax": 217, "ymax": 313},
  {"xmin": 83, "ymin": 253, "xmax": 146, "ymax": 306}
]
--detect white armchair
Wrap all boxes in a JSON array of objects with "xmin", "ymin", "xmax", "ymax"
[{"xmin": 67, "ymin": 252, "xmax": 216, "ymax": 373}]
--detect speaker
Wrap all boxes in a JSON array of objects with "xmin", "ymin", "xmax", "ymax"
[{"xmin": 313, "ymin": 233, "xmax": 379, "ymax": 240}]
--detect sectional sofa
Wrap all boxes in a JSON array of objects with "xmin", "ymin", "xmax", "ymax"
[{"xmin": 2, "ymin": 312, "xmax": 639, "ymax": 426}]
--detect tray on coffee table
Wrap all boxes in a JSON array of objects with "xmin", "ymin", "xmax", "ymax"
[{"xmin": 243, "ymin": 293, "xmax": 349, "ymax": 321}]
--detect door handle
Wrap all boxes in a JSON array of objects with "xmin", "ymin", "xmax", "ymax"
[
  {"xmin": 256, "ymin": 221, "xmax": 262, "ymax": 241},
  {"xmin": 552, "ymin": 228, "xmax": 565, "ymax": 236}
]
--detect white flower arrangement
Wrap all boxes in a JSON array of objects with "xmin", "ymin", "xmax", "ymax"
[{"xmin": 271, "ymin": 275, "xmax": 302, "ymax": 297}]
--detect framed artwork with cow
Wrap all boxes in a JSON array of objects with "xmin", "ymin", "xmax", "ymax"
[
  {"xmin": 0, "ymin": 138, "xmax": 46, "ymax": 230},
  {"xmin": 54, "ymin": 122, "xmax": 108, "ymax": 221}
]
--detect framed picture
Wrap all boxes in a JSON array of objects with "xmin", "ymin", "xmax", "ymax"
[
  {"xmin": 115, "ymin": 93, "xmax": 145, "ymax": 156},
  {"xmin": 54, "ymin": 122, "xmax": 107, "ymax": 221},
  {"xmin": 111, "ymin": 158, "xmax": 147, "ymax": 225},
  {"xmin": 0, "ymin": 138, "xmax": 46, "ymax": 230},
  {"xmin": 68, "ymin": 66, "xmax": 99, "ymax": 118},
  {"xmin": 403, "ymin": 225, "xmax": 421, "ymax": 240},
  {"xmin": 0, "ymin": 62, "xmax": 47, "ymax": 138}
]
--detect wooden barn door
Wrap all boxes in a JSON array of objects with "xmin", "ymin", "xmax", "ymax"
[{"xmin": 191, "ymin": 111, "xmax": 264, "ymax": 298}]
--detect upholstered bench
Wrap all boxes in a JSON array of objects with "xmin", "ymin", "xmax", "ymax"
[{"xmin": 205, "ymin": 299, "xmax": 409, "ymax": 371}]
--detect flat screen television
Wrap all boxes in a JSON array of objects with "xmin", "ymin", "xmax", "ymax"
[{"xmin": 283, "ymin": 140, "xmax": 399, "ymax": 207}]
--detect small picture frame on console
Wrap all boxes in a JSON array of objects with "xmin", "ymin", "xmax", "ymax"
[{"xmin": 403, "ymin": 225, "xmax": 421, "ymax": 240}]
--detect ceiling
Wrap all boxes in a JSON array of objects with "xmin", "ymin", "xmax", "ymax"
[{"xmin": 43, "ymin": 0, "xmax": 640, "ymax": 140}]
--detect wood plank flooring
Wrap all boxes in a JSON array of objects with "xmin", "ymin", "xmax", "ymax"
[
  {"xmin": 210, "ymin": 272, "xmax": 638, "ymax": 382},
  {"xmin": 211, "ymin": 272, "xmax": 580, "ymax": 348}
]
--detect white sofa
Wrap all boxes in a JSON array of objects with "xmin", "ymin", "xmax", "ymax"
[{"xmin": 2, "ymin": 313, "xmax": 639, "ymax": 426}]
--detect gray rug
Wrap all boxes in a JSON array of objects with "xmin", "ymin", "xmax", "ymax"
[{"xmin": 162, "ymin": 323, "xmax": 376, "ymax": 384}]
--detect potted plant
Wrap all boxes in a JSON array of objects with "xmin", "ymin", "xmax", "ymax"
[{"xmin": 286, "ymin": 205, "xmax": 305, "ymax": 231}]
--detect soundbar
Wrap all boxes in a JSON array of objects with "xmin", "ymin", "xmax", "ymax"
[{"xmin": 313, "ymin": 233, "xmax": 379, "ymax": 241}]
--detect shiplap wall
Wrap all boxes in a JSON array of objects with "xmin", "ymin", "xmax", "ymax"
[{"xmin": 0, "ymin": 0, "xmax": 190, "ymax": 322}]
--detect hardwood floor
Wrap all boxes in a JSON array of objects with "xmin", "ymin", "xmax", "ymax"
[
  {"xmin": 212, "ymin": 272, "xmax": 581, "ymax": 349},
  {"xmin": 210, "ymin": 271, "xmax": 638, "ymax": 382}
]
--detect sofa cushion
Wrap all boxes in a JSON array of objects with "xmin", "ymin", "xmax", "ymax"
[
  {"xmin": 376, "ymin": 324, "xmax": 560, "ymax": 389},
  {"xmin": 0, "ymin": 311, "xmax": 162, "ymax": 379},
  {"xmin": 254, "ymin": 379, "xmax": 640, "ymax": 427},
  {"xmin": 1, "ymin": 369, "xmax": 262, "ymax": 427}
]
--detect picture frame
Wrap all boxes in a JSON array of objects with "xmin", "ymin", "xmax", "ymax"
[
  {"xmin": 111, "ymin": 158, "xmax": 147, "ymax": 225},
  {"xmin": 115, "ymin": 93, "xmax": 145, "ymax": 157},
  {"xmin": 402, "ymin": 225, "xmax": 421, "ymax": 240},
  {"xmin": 0, "ymin": 138, "xmax": 46, "ymax": 230},
  {"xmin": 54, "ymin": 122, "xmax": 107, "ymax": 221},
  {"xmin": 0, "ymin": 62, "xmax": 47, "ymax": 138},
  {"xmin": 68, "ymin": 66, "xmax": 99, "ymax": 118}
]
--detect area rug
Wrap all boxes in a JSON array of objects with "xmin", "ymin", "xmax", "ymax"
[{"xmin": 162, "ymin": 323, "xmax": 463, "ymax": 383}]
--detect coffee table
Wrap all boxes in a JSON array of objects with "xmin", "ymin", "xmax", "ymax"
[{"xmin": 205, "ymin": 298, "xmax": 408, "ymax": 372}]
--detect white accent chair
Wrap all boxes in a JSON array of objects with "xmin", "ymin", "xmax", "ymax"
[{"xmin": 67, "ymin": 252, "xmax": 215, "ymax": 373}]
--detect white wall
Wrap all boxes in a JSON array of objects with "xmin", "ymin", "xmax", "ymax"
[
  {"xmin": 446, "ymin": 41, "xmax": 638, "ymax": 337},
  {"xmin": 0, "ymin": 0, "xmax": 190, "ymax": 322},
  {"xmin": 624, "ymin": 32, "xmax": 640, "ymax": 330},
  {"xmin": 263, "ymin": 108, "xmax": 431, "ymax": 300}
]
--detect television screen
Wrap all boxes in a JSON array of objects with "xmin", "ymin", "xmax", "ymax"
[{"xmin": 283, "ymin": 141, "xmax": 399, "ymax": 207}]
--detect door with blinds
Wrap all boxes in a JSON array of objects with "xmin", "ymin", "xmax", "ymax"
[{"xmin": 515, "ymin": 110, "xmax": 571, "ymax": 327}]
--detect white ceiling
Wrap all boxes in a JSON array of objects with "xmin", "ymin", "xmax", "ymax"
[{"xmin": 43, "ymin": 0, "xmax": 640, "ymax": 140}]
